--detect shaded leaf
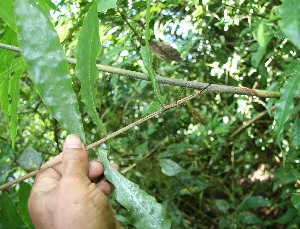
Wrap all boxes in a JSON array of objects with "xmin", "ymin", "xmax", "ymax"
[
  {"xmin": 15, "ymin": 0, "xmax": 85, "ymax": 141},
  {"xmin": 18, "ymin": 182, "xmax": 33, "ymax": 228},
  {"xmin": 0, "ymin": 192, "xmax": 25, "ymax": 228},
  {"xmin": 97, "ymin": 0, "xmax": 117, "ymax": 14},
  {"xmin": 278, "ymin": 0, "xmax": 300, "ymax": 49},
  {"xmin": 149, "ymin": 40, "xmax": 182, "ymax": 62},
  {"xmin": 275, "ymin": 60, "xmax": 300, "ymax": 138},
  {"xmin": 159, "ymin": 159, "xmax": 184, "ymax": 176},
  {"xmin": 0, "ymin": 0, "xmax": 16, "ymax": 31},
  {"xmin": 98, "ymin": 150, "xmax": 172, "ymax": 229},
  {"xmin": 291, "ymin": 193, "xmax": 300, "ymax": 214},
  {"xmin": 238, "ymin": 211, "xmax": 262, "ymax": 225},
  {"xmin": 291, "ymin": 118, "xmax": 300, "ymax": 149},
  {"xmin": 140, "ymin": 0, "xmax": 164, "ymax": 105},
  {"xmin": 75, "ymin": 0, "xmax": 106, "ymax": 136},
  {"xmin": 17, "ymin": 147, "xmax": 42, "ymax": 171},
  {"xmin": 238, "ymin": 196, "xmax": 270, "ymax": 211},
  {"xmin": 276, "ymin": 207, "xmax": 299, "ymax": 224},
  {"xmin": 140, "ymin": 46, "xmax": 164, "ymax": 105},
  {"xmin": 215, "ymin": 199, "xmax": 229, "ymax": 214}
]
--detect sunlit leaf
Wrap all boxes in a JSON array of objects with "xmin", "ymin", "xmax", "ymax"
[
  {"xmin": 0, "ymin": 26, "xmax": 18, "ymax": 73},
  {"xmin": 291, "ymin": 193, "xmax": 300, "ymax": 214},
  {"xmin": 279, "ymin": 0, "xmax": 300, "ymax": 49},
  {"xmin": 275, "ymin": 60, "xmax": 300, "ymax": 138},
  {"xmin": 18, "ymin": 182, "xmax": 33, "ymax": 228},
  {"xmin": 215, "ymin": 199, "xmax": 229, "ymax": 214},
  {"xmin": 257, "ymin": 21, "xmax": 273, "ymax": 48},
  {"xmin": 0, "ymin": 192, "xmax": 25, "ymax": 227},
  {"xmin": 0, "ymin": 76, "xmax": 9, "ymax": 119},
  {"xmin": 0, "ymin": 0, "xmax": 16, "ymax": 31},
  {"xmin": 8, "ymin": 58, "xmax": 25, "ymax": 147},
  {"xmin": 98, "ymin": 150, "xmax": 173, "ymax": 229},
  {"xmin": 97, "ymin": 0, "xmax": 117, "ymax": 14},
  {"xmin": 75, "ymin": 0, "xmax": 106, "ymax": 136},
  {"xmin": 15, "ymin": 0, "xmax": 85, "ymax": 141}
]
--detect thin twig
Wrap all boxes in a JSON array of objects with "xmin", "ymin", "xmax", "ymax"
[
  {"xmin": 0, "ymin": 85, "xmax": 210, "ymax": 191},
  {"xmin": 230, "ymin": 106, "xmax": 275, "ymax": 137},
  {"xmin": 0, "ymin": 42, "xmax": 296, "ymax": 99}
]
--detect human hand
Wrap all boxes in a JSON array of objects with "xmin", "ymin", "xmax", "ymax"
[{"xmin": 28, "ymin": 134, "xmax": 123, "ymax": 229}]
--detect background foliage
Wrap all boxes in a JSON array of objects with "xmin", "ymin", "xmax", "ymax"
[{"xmin": 0, "ymin": 0, "xmax": 300, "ymax": 228}]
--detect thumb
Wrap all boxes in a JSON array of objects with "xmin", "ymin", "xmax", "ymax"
[{"xmin": 62, "ymin": 134, "xmax": 88, "ymax": 178}]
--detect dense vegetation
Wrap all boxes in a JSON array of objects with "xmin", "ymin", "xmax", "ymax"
[{"xmin": 0, "ymin": 0, "xmax": 299, "ymax": 228}]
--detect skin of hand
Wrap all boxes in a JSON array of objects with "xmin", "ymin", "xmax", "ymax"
[{"xmin": 28, "ymin": 134, "xmax": 123, "ymax": 229}]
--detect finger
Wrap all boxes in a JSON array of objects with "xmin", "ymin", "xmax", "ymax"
[
  {"xmin": 95, "ymin": 162, "xmax": 120, "ymax": 195},
  {"xmin": 88, "ymin": 160, "xmax": 104, "ymax": 180},
  {"xmin": 33, "ymin": 153, "xmax": 63, "ymax": 190},
  {"xmin": 96, "ymin": 178, "xmax": 112, "ymax": 196},
  {"xmin": 62, "ymin": 134, "xmax": 88, "ymax": 178},
  {"xmin": 112, "ymin": 163, "xmax": 120, "ymax": 171}
]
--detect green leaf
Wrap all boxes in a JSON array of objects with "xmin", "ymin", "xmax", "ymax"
[
  {"xmin": 75, "ymin": 0, "xmax": 106, "ymax": 136},
  {"xmin": 278, "ymin": 0, "xmax": 300, "ymax": 49},
  {"xmin": 0, "ymin": 192, "xmax": 25, "ymax": 227},
  {"xmin": 291, "ymin": 193, "xmax": 300, "ymax": 214},
  {"xmin": 97, "ymin": 0, "xmax": 117, "ymax": 14},
  {"xmin": 15, "ymin": 0, "xmax": 85, "ymax": 141},
  {"xmin": 215, "ymin": 199, "xmax": 229, "ymax": 214},
  {"xmin": 17, "ymin": 147, "xmax": 42, "ymax": 171},
  {"xmin": 140, "ymin": 0, "xmax": 164, "ymax": 105},
  {"xmin": 0, "ymin": 76, "xmax": 9, "ymax": 119},
  {"xmin": 148, "ymin": 101, "xmax": 161, "ymax": 114},
  {"xmin": 257, "ymin": 21, "xmax": 273, "ymax": 48},
  {"xmin": 8, "ymin": 59, "xmax": 25, "ymax": 147},
  {"xmin": 238, "ymin": 196, "xmax": 270, "ymax": 211},
  {"xmin": 0, "ymin": 26, "xmax": 18, "ymax": 73},
  {"xmin": 159, "ymin": 159, "xmax": 184, "ymax": 176},
  {"xmin": 238, "ymin": 211, "xmax": 262, "ymax": 225},
  {"xmin": 291, "ymin": 118, "xmax": 300, "ymax": 149},
  {"xmin": 0, "ymin": 0, "xmax": 16, "ymax": 31},
  {"xmin": 98, "ymin": 150, "xmax": 173, "ymax": 229},
  {"xmin": 18, "ymin": 182, "xmax": 33, "ymax": 227},
  {"xmin": 275, "ymin": 60, "xmax": 300, "ymax": 138}
]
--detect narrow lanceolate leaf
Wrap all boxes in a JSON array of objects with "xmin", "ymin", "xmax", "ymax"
[
  {"xmin": 15, "ymin": 0, "xmax": 85, "ymax": 141},
  {"xmin": 75, "ymin": 0, "xmax": 106, "ymax": 135},
  {"xmin": 0, "ymin": 0, "xmax": 16, "ymax": 31},
  {"xmin": 275, "ymin": 60, "xmax": 300, "ymax": 138},
  {"xmin": 291, "ymin": 118, "xmax": 300, "ymax": 149},
  {"xmin": 278, "ymin": 0, "xmax": 300, "ymax": 50},
  {"xmin": 9, "ymin": 58, "xmax": 25, "ymax": 147},
  {"xmin": 98, "ymin": 150, "xmax": 173, "ymax": 229},
  {"xmin": 18, "ymin": 182, "xmax": 33, "ymax": 227},
  {"xmin": 140, "ymin": 0, "xmax": 164, "ymax": 105}
]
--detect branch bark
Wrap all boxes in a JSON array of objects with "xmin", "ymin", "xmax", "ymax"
[
  {"xmin": 0, "ymin": 86, "xmax": 210, "ymax": 190},
  {"xmin": 0, "ymin": 42, "xmax": 295, "ymax": 99}
]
